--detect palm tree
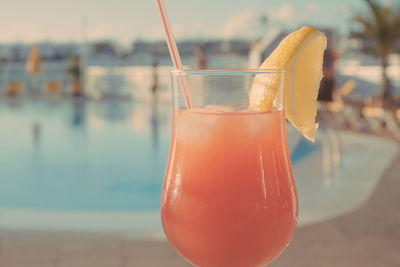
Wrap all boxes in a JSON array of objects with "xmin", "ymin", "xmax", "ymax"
[{"xmin": 353, "ymin": 0, "xmax": 400, "ymax": 101}]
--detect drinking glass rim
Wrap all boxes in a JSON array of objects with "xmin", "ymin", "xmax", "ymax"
[{"xmin": 171, "ymin": 69, "xmax": 285, "ymax": 75}]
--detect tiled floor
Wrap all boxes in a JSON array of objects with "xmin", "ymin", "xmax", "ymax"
[
  {"xmin": 0, "ymin": 152, "xmax": 399, "ymax": 267},
  {"xmin": 0, "ymin": 233, "xmax": 190, "ymax": 267}
]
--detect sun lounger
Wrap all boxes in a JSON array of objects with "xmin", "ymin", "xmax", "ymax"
[
  {"xmin": 317, "ymin": 79, "xmax": 361, "ymax": 131},
  {"xmin": 318, "ymin": 102, "xmax": 347, "ymax": 129},
  {"xmin": 318, "ymin": 102, "xmax": 364, "ymax": 131},
  {"xmin": 43, "ymin": 81, "xmax": 62, "ymax": 94},
  {"xmin": 362, "ymin": 106, "xmax": 386, "ymax": 134},
  {"xmin": 342, "ymin": 104, "xmax": 365, "ymax": 131},
  {"xmin": 362, "ymin": 106, "xmax": 400, "ymax": 140},
  {"xmin": 4, "ymin": 81, "xmax": 24, "ymax": 97}
]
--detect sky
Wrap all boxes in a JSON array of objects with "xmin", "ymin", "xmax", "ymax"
[{"xmin": 0, "ymin": 0, "xmax": 371, "ymax": 44}]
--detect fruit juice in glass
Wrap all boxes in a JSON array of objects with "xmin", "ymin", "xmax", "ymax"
[{"xmin": 161, "ymin": 70, "xmax": 298, "ymax": 267}]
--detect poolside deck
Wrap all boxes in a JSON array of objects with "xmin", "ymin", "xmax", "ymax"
[
  {"xmin": 0, "ymin": 153, "xmax": 399, "ymax": 266},
  {"xmin": 271, "ymin": 151, "xmax": 400, "ymax": 267}
]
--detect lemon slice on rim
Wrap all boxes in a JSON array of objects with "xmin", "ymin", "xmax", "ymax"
[{"xmin": 249, "ymin": 26, "xmax": 327, "ymax": 141}]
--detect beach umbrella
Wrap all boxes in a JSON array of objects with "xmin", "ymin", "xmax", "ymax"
[{"xmin": 26, "ymin": 45, "xmax": 41, "ymax": 74}]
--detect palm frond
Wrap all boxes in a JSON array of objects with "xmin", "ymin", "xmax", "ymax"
[{"xmin": 353, "ymin": 0, "xmax": 400, "ymax": 57}]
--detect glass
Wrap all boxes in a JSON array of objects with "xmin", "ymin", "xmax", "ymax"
[{"xmin": 161, "ymin": 70, "xmax": 298, "ymax": 267}]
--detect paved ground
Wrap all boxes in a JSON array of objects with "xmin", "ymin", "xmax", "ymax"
[
  {"xmin": 270, "ymin": 152, "xmax": 400, "ymax": 267},
  {"xmin": 0, "ymin": 152, "xmax": 399, "ymax": 267}
]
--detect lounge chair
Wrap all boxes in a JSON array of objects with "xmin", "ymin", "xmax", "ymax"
[
  {"xmin": 318, "ymin": 102, "xmax": 347, "ymax": 129},
  {"xmin": 342, "ymin": 104, "xmax": 365, "ymax": 131},
  {"xmin": 317, "ymin": 80, "xmax": 362, "ymax": 131},
  {"xmin": 4, "ymin": 81, "xmax": 24, "ymax": 97},
  {"xmin": 362, "ymin": 106, "xmax": 385, "ymax": 134},
  {"xmin": 318, "ymin": 102, "xmax": 364, "ymax": 131},
  {"xmin": 362, "ymin": 106, "xmax": 400, "ymax": 140},
  {"xmin": 43, "ymin": 81, "xmax": 62, "ymax": 94}
]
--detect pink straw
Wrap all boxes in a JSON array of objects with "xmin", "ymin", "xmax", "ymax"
[{"xmin": 155, "ymin": 0, "xmax": 194, "ymax": 108}]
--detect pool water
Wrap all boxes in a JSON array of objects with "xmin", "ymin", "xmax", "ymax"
[
  {"xmin": 0, "ymin": 98, "xmax": 321, "ymax": 215},
  {"xmin": 0, "ymin": 98, "xmax": 171, "ymax": 211},
  {"xmin": 2, "ymin": 98, "xmax": 394, "ymax": 233}
]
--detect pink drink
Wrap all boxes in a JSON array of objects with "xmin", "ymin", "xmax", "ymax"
[{"xmin": 161, "ymin": 107, "xmax": 298, "ymax": 267}]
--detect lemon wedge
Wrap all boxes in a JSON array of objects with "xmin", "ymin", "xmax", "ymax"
[{"xmin": 249, "ymin": 26, "xmax": 327, "ymax": 141}]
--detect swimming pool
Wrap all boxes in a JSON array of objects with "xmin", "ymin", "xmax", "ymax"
[
  {"xmin": 0, "ymin": 98, "xmax": 170, "ymax": 212},
  {"xmin": 0, "ymin": 98, "xmax": 396, "ymax": 234}
]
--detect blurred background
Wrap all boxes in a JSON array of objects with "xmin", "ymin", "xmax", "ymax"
[{"xmin": 0, "ymin": 0, "xmax": 399, "ymax": 266}]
